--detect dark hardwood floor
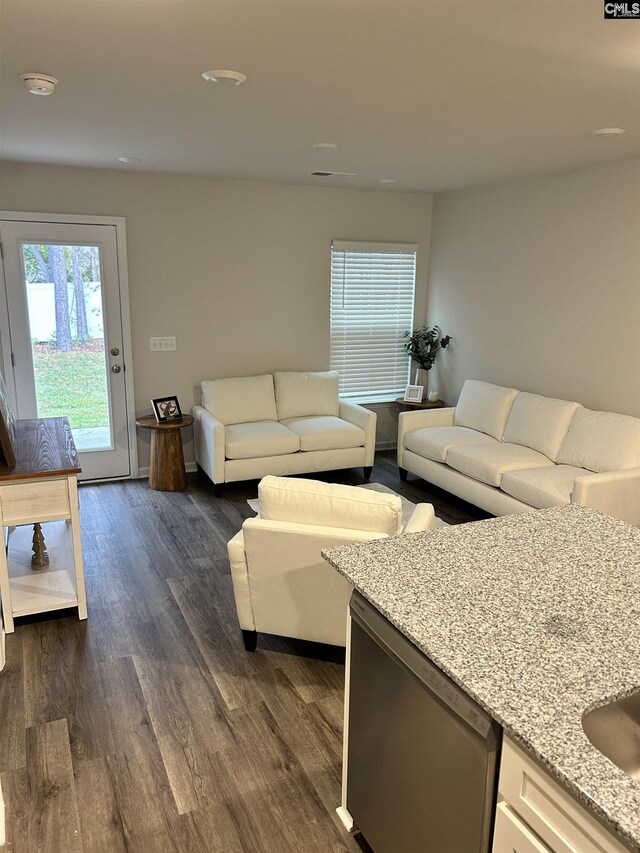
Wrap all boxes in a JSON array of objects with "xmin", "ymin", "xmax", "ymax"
[{"xmin": 0, "ymin": 451, "xmax": 487, "ymax": 852}]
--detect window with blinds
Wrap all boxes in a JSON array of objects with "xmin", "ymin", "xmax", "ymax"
[{"xmin": 330, "ymin": 240, "xmax": 417, "ymax": 403}]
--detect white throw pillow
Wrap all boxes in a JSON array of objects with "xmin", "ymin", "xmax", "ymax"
[
  {"xmin": 201, "ymin": 375, "xmax": 277, "ymax": 425},
  {"xmin": 556, "ymin": 408, "xmax": 640, "ymax": 472},
  {"xmin": 274, "ymin": 371, "xmax": 340, "ymax": 421},
  {"xmin": 258, "ymin": 475, "xmax": 402, "ymax": 536},
  {"xmin": 502, "ymin": 392, "xmax": 581, "ymax": 461},
  {"xmin": 454, "ymin": 380, "xmax": 519, "ymax": 440}
]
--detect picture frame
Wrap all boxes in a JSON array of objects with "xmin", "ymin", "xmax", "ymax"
[
  {"xmin": 0, "ymin": 371, "xmax": 17, "ymax": 468},
  {"xmin": 404, "ymin": 384, "xmax": 424, "ymax": 404},
  {"xmin": 152, "ymin": 396, "xmax": 182, "ymax": 423}
]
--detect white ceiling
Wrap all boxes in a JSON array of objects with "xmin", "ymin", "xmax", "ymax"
[{"xmin": 1, "ymin": 0, "xmax": 638, "ymax": 193}]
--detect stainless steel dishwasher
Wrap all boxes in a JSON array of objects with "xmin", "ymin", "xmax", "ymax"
[{"xmin": 346, "ymin": 592, "xmax": 501, "ymax": 853}]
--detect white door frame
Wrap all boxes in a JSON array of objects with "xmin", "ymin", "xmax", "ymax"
[{"xmin": 0, "ymin": 211, "xmax": 138, "ymax": 479}]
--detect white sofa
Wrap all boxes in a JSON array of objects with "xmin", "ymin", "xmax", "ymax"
[
  {"xmin": 398, "ymin": 379, "xmax": 640, "ymax": 526},
  {"xmin": 193, "ymin": 371, "xmax": 376, "ymax": 492},
  {"xmin": 227, "ymin": 475, "xmax": 437, "ymax": 649}
]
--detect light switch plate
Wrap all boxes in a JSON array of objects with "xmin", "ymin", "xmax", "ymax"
[{"xmin": 150, "ymin": 336, "xmax": 176, "ymax": 351}]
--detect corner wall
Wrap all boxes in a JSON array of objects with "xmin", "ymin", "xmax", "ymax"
[
  {"xmin": 0, "ymin": 161, "xmax": 433, "ymax": 469},
  {"xmin": 426, "ymin": 158, "xmax": 640, "ymax": 416}
]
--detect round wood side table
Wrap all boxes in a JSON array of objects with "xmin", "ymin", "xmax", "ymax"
[{"xmin": 135, "ymin": 414, "xmax": 194, "ymax": 491}]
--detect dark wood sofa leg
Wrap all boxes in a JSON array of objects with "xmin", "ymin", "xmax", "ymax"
[
  {"xmin": 399, "ymin": 467, "xmax": 408, "ymax": 481},
  {"xmin": 213, "ymin": 482, "xmax": 223, "ymax": 497},
  {"xmin": 363, "ymin": 466, "xmax": 372, "ymax": 480},
  {"xmin": 242, "ymin": 630, "xmax": 258, "ymax": 651}
]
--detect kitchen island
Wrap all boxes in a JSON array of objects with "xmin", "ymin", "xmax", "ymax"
[{"xmin": 322, "ymin": 504, "xmax": 640, "ymax": 852}]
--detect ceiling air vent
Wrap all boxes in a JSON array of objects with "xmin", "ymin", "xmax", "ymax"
[{"xmin": 310, "ymin": 171, "xmax": 357, "ymax": 177}]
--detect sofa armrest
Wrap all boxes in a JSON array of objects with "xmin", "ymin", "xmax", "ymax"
[
  {"xmin": 227, "ymin": 529, "xmax": 256, "ymax": 631},
  {"xmin": 402, "ymin": 503, "xmax": 436, "ymax": 534},
  {"xmin": 339, "ymin": 399, "xmax": 377, "ymax": 466},
  {"xmin": 397, "ymin": 407, "xmax": 456, "ymax": 467},
  {"xmin": 571, "ymin": 468, "xmax": 640, "ymax": 527},
  {"xmin": 193, "ymin": 404, "xmax": 226, "ymax": 484}
]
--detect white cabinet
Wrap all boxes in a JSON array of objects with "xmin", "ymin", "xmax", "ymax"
[
  {"xmin": 493, "ymin": 801, "xmax": 551, "ymax": 852},
  {"xmin": 493, "ymin": 737, "xmax": 628, "ymax": 853}
]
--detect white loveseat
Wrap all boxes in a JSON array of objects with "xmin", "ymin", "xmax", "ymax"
[
  {"xmin": 398, "ymin": 379, "xmax": 640, "ymax": 526},
  {"xmin": 227, "ymin": 476, "xmax": 437, "ymax": 648},
  {"xmin": 193, "ymin": 371, "xmax": 376, "ymax": 491}
]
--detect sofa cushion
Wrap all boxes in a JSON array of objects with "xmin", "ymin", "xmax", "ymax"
[
  {"xmin": 225, "ymin": 421, "xmax": 299, "ymax": 460},
  {"xmin": 454, "ymin": 380, "xmax": 519, "ymax": 440},
  {"xmin": 404, "ymin": 426, "xmax": 498, "ymax": 463},
  {"xmin": 258, "ymin": 475, "xmax": 402, "ymax": 536},
  {"xmin": 556, "ymin": 408, "xmax": 640, "ymax": 473},
  {"xmin": 202, "ymin": 375, "xmax": 277, "ymax": 426},
  {"xmin": 502, "ymin": 393, "xmax": 581, "ymax": 461},
  {"xmin": 501, "ymin": 465, "xmax": 587, "ymax": 509},
  {"xmin": 446, "ymin": 443, "xmax": 553, "ymax": 487},
  {"xmin": 274, "ymin": 371, "xmax": 339, "ymax": 420},
  {"xmin": 281, "ymin": 416, "xmax": 365, "ymax": 452}
]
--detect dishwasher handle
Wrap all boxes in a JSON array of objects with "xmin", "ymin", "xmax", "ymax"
[{"xmin": 350, "ymin": 591, "xmax": 500, "ymax": 749}]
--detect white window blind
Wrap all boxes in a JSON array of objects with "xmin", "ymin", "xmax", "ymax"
[{"xmin": 330, "ymin": 240, "xmax": 417, "ymax": 403}]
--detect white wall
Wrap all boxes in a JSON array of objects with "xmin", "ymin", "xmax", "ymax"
[
  {"xmin": 426, "ymin": 158, "xmax": 640, "ymax": 416},
  {"xmin": 0, "ymin": 161, "xmax": 433, "ymax": 469}
]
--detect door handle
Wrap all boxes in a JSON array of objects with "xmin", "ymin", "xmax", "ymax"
[
  {"xmin": 111, "ymin": 347, "xmax": 120, "ymax": 356},
  {"xmin": 111, "ymin": 364, "xmax": 122, "ymax": 374}
]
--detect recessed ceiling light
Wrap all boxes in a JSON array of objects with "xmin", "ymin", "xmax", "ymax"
[
  {"xmin": 591, "ymin": 127, "xmax": 626, "ymax": 137},
  {"xmin": 202, "ymin": 69, "xmax": 247, "ymax": 86},
  {"xmin": 117, "ymin": 156, "xmax": 143, "ymax": 164},
  {"xmin": 378, "ymin": 179, "xmax": 396, "ymax": 184},
  {"xmin": 312, "ymin": 142, "xmax": 338, "ymax": 150},
  {"xmin": 19, "ymin": 72, "xmax": 58, "ymax": 95}
]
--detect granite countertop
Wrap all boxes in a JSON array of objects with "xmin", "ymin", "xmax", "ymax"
[{"xmin": 322, "ymin": 504, "xmax": 640, "ymax": 851}]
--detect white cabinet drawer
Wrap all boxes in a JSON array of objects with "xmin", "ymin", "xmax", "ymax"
[
  {"xmin": 499, "ymin": 737, "xmax": 628, "ymax": 853},
  {"xmin": 0, "ymin": 478, "xmax": 71, "ymax": 525},
  {"xmin": 493, "ymin": 801, "xmax": 551, "ymax": 853}
]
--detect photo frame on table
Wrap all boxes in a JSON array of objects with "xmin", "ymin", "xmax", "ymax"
[
  {"xmin": 152, "ymin": 396, "xmax": 182, "ymax": 423},
  {"xmin": 403, "ymin": 385, "xmax": 424, "ymax": 404},
  {"xmin": 0, "ymin": 371, "xmax": 17, "ymax": 467}
]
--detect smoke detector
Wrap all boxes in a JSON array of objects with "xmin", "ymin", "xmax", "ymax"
[{"xmin": 20, "ymin": 72, "xmax": 58, "ymax": 95}]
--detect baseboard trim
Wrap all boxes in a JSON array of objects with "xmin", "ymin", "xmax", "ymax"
[
  {"xmin": 375, "ymin": 441, "xmax": 396, "ymax": 452},
  {"xmin": 336, "ymin": 806, "xmax": 355, "ymax": 832}
]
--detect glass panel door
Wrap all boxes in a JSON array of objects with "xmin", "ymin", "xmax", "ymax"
[
  {"xmin": 0, "ymin": 220, "xmax": 131, "ymax": 480},
  {"xmin": 23, "ymin": 242, "xmax": 112, "ymax": 451}
]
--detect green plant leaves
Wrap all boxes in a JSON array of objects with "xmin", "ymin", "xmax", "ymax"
[{"xmin": 403, "ymin": 325, "xmax": 451, "ymax": 369}]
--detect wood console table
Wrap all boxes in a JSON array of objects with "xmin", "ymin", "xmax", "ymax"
[{"xmin": 0, "ymin": 417, "xmax": 87, "ymax": 633}]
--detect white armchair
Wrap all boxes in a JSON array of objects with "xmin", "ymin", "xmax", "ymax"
[{"xmin": 227, "ymin": 475, "xmax": 437, "ymax": 650}]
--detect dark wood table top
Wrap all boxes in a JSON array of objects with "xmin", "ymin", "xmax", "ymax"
[
  {"xmin": 136, "ymin": 414, "xmax": 194, "ymax": 431},
  {"xmin": 394, "ymin": 397, "xmax": 445, "ymax": 409},
  {"xmin": 0, "ymin": 417, "xmax": 81, "ymax": 481}
]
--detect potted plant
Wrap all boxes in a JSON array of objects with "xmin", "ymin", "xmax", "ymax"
[{"xmin": 403, "ymin": 325, "xmax": 451, "ymax": 397}]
